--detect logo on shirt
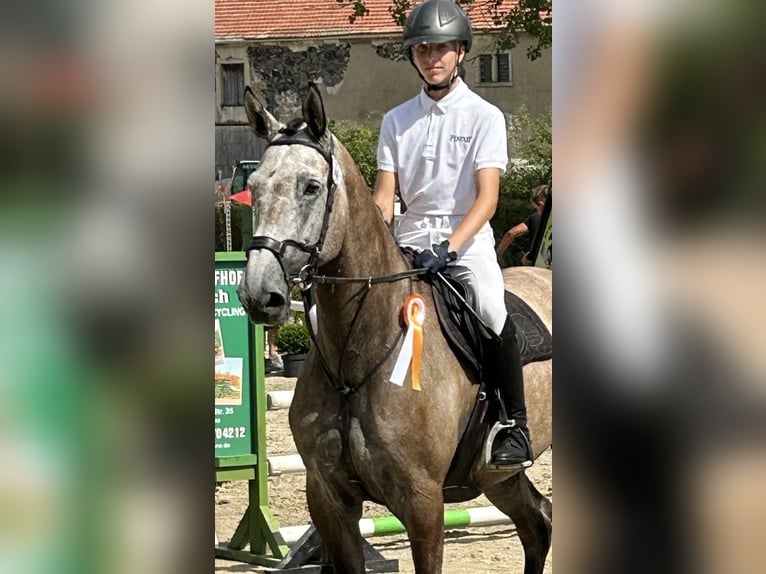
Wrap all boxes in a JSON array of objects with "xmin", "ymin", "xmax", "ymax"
[{"xmin": 449, "ymin": 134, "xmax": 473, "ymax": 144}]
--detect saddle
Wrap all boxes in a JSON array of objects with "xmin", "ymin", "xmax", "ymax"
[
  {"xmin": 403, "ymin": 248, "xmax": 552, "ymax": 500},
  {"xmin": 433, "ymin": 266, "xmax": 553, "ymax": 499}
]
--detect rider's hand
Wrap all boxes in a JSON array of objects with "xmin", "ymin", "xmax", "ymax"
[
  {"xmin": 414, "ymin": 240, "xmax": 457, "ymax": 274},
  {"xmin": 521, "ymin": 252, "xmax": 532, "ymax": 266}
]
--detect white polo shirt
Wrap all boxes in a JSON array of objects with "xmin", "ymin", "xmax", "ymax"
[
  {"xmin": 377, "ymin": 79, "xmax": 508, "ymax": 217},
  {"xmin": 377, "ymin": 79, "xmax": 511, "ymax": 335}
]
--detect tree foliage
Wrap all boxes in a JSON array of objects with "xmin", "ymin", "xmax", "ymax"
[
  {"xmin": 492, "ymin": 105, "xmax": 551, "ymax": 266},
  {"xmin": 328, "ymin": 118, "xmax": 381, "ymax": 189},
  {"xmin": 336, "ymin": 0, "xmax": 551, "ymax": 61},
  {"xmin": 507, "ymin": 104, "xmax": 551, "ymax": 174}
]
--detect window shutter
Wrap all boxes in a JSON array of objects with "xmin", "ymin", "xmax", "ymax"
[
  {"xmin": 221, "ymin": 64, "xmax": 244, "ymax": 106},
  {"xmin": 479, "ymin": 55, "xmax": 493, "ymax": 83},
  {"xmin": 496, "ymin": 53, "xmax": 510, "ymax": 83}
]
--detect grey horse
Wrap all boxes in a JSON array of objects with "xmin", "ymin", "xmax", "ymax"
[{"xmin": 237, "ymin": 84, "xmax": 552, "ymax": 574}]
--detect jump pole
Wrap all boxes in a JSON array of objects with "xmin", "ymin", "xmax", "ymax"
[
  {"xmin": 266, "ymin": 390, "xmax": 294, "ymax": 410},
  {"xmin": 278, "ymin": 506, "xmax": 512, "ymax": 546},
  {"xmin": 267, "ymin": 454, "xmax": 305, "ymax": 476}
]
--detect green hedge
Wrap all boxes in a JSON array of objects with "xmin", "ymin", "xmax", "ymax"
[
  {"xmin": 491, "ymin": 106, "xmax": 551, "ymax": 267},
  {"xmin": 276, "ymin": 322, "xmax": 310, "ymax": 355},
  {"xmin": 328, "ymin": 117, "xmax": 382, "ymax": 190}
]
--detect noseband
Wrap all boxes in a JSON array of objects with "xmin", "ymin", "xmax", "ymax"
[{"xmin": 246, "ymin": 121, "xmax": 338, "ymax": 287}]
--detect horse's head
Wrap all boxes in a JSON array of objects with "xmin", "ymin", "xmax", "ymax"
[{"xmin": 237, "ymin": 84, "xmax": 348, "ymax": 326}]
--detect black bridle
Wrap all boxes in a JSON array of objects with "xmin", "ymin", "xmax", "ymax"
[
  {"xmin": 245, "ymin": 121, "xmax": 363, "ymax": 394},
  {"xmin": 245, "ymin": 122, "xmax": 430, "ymax": 395},
  {"xmin": 246, "ymin": 120, "xmax": 338, "ymax": 288},
  {"xmin": 246, "ymin": 121, "xmax": 427, "ymax": 291}
]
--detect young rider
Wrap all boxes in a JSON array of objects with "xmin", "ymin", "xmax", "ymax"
[{"xmin": 373, "ymin": 0, "xmax": 533, "ymax": 468}]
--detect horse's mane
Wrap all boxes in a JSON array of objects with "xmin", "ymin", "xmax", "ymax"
[{"xmin": 315, "ymin": 132, "xmax": 411, "ymax": 281}]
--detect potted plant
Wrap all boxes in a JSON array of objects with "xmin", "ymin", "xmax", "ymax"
[{"xmin": 276, "ymin": 321, "xmax": 310, "ymax": 377}]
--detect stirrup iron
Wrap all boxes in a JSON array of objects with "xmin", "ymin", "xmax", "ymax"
[{"xmin": 484, "ymin": 421, "xmax": 533, "ymax": 471}]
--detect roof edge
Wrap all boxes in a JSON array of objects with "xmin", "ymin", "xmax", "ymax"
[
  {"xmin": 214, "ymin": 28, "xmax": 509, "ymax": 45},
  {"xmin": 215, "ymin": 32, "xmax": 402, "ymax": 44}
]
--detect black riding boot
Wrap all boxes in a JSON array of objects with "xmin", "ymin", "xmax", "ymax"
[{"xmin": 485, "ymin": 316, "xmax": 533, "ymax": 468}]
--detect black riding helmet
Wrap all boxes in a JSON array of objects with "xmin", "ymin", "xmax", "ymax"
[
  {"xmin": 403, "ymin": 0, "xmax": 473, "ymax": 52},
  {"xmin": 403, "ymin": 0, "xmax": 473, "ymax": 91}
]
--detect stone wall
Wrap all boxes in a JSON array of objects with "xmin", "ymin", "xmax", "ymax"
[{"xmin": 246, "ymin": 44, "xmax": 352, "ymax": 121}]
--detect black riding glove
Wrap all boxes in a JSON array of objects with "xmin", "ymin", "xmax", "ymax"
[{"xmin": 414, "ymin": 240, "xmax": 457, "ymax": 274}]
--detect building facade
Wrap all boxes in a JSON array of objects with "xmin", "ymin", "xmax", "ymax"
[{"xmin": 214, "ymin": 0, "xmax": 550, "ymax": 175}]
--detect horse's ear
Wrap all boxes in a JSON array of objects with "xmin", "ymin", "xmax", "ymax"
[
  {"xmin": 244, "ymin": 86, "xmax": 280, "ymax": 141},
  {"xmin": 302, "ymin": 82, "xmax": 327, "ymax": 140}
]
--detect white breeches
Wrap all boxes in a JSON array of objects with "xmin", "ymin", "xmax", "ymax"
[{"xmin": 397, "ymin": 214, "xmax": 507, "ymax": 336}]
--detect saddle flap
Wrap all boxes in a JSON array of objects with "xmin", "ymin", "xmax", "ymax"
[{"xmin": 431, "ymin": 270, "xmax": 490, "ymax": 380}]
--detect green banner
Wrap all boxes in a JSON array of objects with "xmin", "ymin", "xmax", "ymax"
[{"xmin": 214, "ymin": 257, "xmax": 255, "ymax": 458}]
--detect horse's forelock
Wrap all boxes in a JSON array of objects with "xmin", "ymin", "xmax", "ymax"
[
  {"xmin": 283, "ymin": 117, "xmax": 306, "ymax": 134},
  {"xmin": 278, "ymin": 117, "xmax": 333, "ymax": 151}
]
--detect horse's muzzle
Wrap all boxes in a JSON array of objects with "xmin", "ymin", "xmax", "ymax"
[
  {"xmin": 237, "ymin": 254, "xmax": 291, "ymax": 326},
  {"xmin": 237, "ymin": 285, "xmax": 289, "ymax": 325}
]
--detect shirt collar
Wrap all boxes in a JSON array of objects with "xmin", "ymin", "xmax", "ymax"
[{"xmin": 418, "ymin": 78, "xmax": 468, "ymax": 114}]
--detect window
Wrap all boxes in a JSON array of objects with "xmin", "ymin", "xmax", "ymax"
[
  {"xmin": 476, "ymin": 52, "xmax": 512, "ymax": 85},
  {"xmin": 479, "ymin": 55, "xmax": 493, "ymax": 84},
  {"xmin": 221, "ymin": 63, "xmax": 244, "ymax": 106},
  {"xmin": 496, "ymin": 53, "xmax": 510, "ymax": 83}
]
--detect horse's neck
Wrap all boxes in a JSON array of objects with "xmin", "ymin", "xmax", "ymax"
[
  {"xmin": 338, "ymin": 211, "xmax": 405, "ymax": 279},
  {"xmin": 314, "ymin": 158, "xmax": 412, "ymax": 360},
  {"xmin": 322, "ymin": 148, "xmax": 407, "ymax": 283}
]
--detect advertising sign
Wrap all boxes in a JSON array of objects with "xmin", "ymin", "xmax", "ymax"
[{"xmin": 214, "ymin": 257, "xmax": 256, "ymax": 458}]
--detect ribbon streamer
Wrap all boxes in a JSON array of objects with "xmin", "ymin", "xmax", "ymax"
[{"xmin": 389, "ymin": 293, "xmax": 426, "ymax": 390}]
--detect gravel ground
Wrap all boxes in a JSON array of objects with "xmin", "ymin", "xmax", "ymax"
[{"xmin": 215, "ymin": 375, "xmax": 553, "ymax": 573}]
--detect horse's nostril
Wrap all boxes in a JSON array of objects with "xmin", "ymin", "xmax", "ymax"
[{"xmin": 263, "ymin": 291, "xmax": 286, "ymax": 309}]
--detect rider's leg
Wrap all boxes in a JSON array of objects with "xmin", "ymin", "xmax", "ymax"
[
  {"xmin": 484, "ymin": 315, "xmax": 534, "ymax": 468},
  {"xmin": 445, "ymin": 228, "xmax": 533, "ymax": 468}
]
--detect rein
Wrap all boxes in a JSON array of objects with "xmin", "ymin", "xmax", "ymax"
[
  {"xmin": 300, "ymin": 281, "xmax": 408, "ymax": 396},
  {"xmin": 309, "ymin": 268, "xmax": 425, "ymax": 288},
  {"xmin": 301, "ymin": 267, "xmax": 428, "ymax": 395}
]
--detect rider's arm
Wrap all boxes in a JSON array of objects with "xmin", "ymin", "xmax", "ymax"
[
  {"xmin": 375, "ymin": 113, "xmax": 399, "ymax": 224},
  {"xmin": 446, "ymin": 167, "xmax": 501, "ymax": 253},
  {"xmin": 496, "ymin": 221, "xmax": 529, "ymax": 257},
  {"xmin": 373, "ymin": 170, "xmax": 397, "ymax": 224}
]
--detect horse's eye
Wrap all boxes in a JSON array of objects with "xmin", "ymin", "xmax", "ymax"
[{"xmin": 304, "ymin": 181, "xmax": 321, "ymax": 196}]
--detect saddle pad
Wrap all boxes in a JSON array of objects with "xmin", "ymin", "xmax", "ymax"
[
  {"xmin": 432, "ymin": 276, "xmax": 553, "ymax": 381},
  {"xmin": 504, "ymin": 290, "xmax": 553, "ymax": 363}
]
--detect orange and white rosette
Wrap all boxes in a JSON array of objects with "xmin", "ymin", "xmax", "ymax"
[{"xmin": 389, "ymin": 293, "xmax": 426, "ymax": 390}]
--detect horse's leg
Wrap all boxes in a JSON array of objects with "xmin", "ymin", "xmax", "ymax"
[
  {"xmin": 387, "ymin": 481, "xmax": 445, "ymax": 574},
  {"xmin": 484, "ymin": 472, "xmax": 552, "ymax": 574},
  {"xmin": 305, "ymin": 472, "xmax": 365, "ymax": 574}
]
